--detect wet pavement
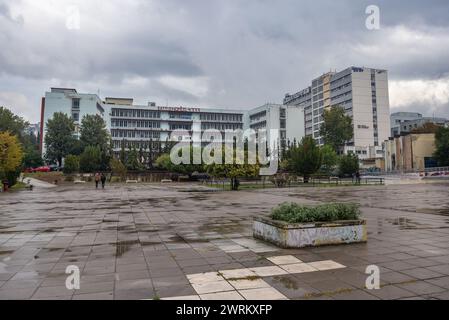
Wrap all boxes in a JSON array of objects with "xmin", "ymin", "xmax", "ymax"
[{"xmin": 0, "ymin": 182, "xmax": 449, "ymax": 300}]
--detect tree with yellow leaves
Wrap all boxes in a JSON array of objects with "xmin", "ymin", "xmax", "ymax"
[{"xmin": 0, "ymin": 131, "xmax": 24, "ymax": 186}]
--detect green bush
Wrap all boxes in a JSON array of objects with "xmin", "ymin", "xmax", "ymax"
[
  {"xmin": 110, "ymin": 158, "xmax": 127, "ymax": 181},
  {"xmin": 271, "ymin": 202, "xmax": 361, "ymax": 223},
  {"xmin": 63, "ymin": 155, "xmax": 79, "ymax": 174},
  {"xmin": 79, "ymin": 146, "xmax": 101, "ymax": 173},
  {"xmin": 3, "ymin": 169, "xmax": 21, "ymax": 188},
  {"xmin": 110, "ymin": 176, "xmax": 122, "ymax": 183},
  {"xmin": 338, "ymin": 154, "xmax": 359, "ymax": 176}
]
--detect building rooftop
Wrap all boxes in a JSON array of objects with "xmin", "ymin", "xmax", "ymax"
[{"xmin": 50, "ymin": 88, "xmax": 78, "ymax": 94}]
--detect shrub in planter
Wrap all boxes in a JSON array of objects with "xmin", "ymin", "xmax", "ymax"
[
  {"xmin": 271, "ymin": 202, "xmax": 361, "ymax": 223},
  {"xmin": 254, "ymin": 202, "xmax": 366, "ymax": 248}
]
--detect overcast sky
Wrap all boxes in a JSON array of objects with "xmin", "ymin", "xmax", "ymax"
[{"xmin": 1, "ymin": 0, "xmax": 449, "ymax": 123}]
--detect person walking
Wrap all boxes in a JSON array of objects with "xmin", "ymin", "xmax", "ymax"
[
  {"xmin": 355, "ymin": 170, "xmax": 361, "ymax": 184},
  {"xmin": 94, "ymin": 172, "xmax": 101, "ymax": 189},
  {"xmin": 101, "ymin": 173, "xmax": 107, "ymax": 189}
]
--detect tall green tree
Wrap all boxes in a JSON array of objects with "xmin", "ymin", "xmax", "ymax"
[
  {"xmin": 120, "ymin": 139, "xmax": 127, "ymax": 164},
  {"xmin": 126, "ymin": 146, "xmax": 143, "ymax": 171},
  {"xmin": 44, "ymin": 112, "xmax": 76, "ymax": 166},
  {"xmin": 319, "ymin": 106, "xmax": 353, "ymax": 153},
  {"xmin": 0, "ymin": 107, "xmax": 28, "ymax": 139},
  {"xmin": 320, "ymin": 144, "xmax": 338, "ymax": 175},
  {"xmin": 0, "ymin": 106, "xmax": 43, "ymax": 169},
  {"xmin": 434, "ymin": 127, "xmax": 449, "ymax": 166},
  {"xmin": 21, "ymin": 131, "xmax": 43, "ymax": 168},
  {"xmin": 289, "ymin": 136, "xmax": 322, "ymax": 182},
  {"xmin": 79, "ymin": 114, "xmax": 111, "ymax": 170},
  {"xmin": 147, "ymin": 138, "xmax": 154, "ymax": 168},
  {"xmin": 79, "ymin": 115, "xmax": 110, "ymax": 150},
  {"xmin": 22, "ymin": 147, "xmax": 43, "ymax": 168},
  {"xmin": 205, "ymin": 145, "xmax": 260, "ymax": 191},
  {"xmin": 338, "ymin": 154, "xmax": 360, "ymax": 177},
  {"xmin": 79, "ymin": 146, "xmax": 102, "ymax": 173},
  {"xmin": 69, "ymin": 139, "xmax": 85, "ymax": 156}
]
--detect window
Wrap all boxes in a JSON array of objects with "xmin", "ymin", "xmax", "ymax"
[
  {"xmin": 72, "ymin": 112, "xmax": 79, "ymax": 122},
  {"xmin": 72, "ymin": 98, "xmax": 80, "ymax": 109}
]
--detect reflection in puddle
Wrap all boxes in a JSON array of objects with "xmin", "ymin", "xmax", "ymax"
[{"xmin": 273, "ymin": 275, "xmax": 299, "ymax": 290}]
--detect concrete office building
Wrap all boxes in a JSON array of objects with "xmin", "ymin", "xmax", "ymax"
[
  {"xmin": 390, "ymin": 112, "xmax": 448, "ymax": 136},
  {"xmin": 105, "ymin": 98, "xmax": 244, "ymax": 158},
  {"xmin": 40, "ymin": 88, "xmax": 105, "ymax": 155},
  {"xmin": 245, "ymin": 104, "xmax": 305, "ymax": 154},
  {"xmin": 39, "ymin": 88, "xmax": 244, "ymax": 159},
  {"xmin": 284, "ymin": 67, "xmax": 391, "ymax": 160}
]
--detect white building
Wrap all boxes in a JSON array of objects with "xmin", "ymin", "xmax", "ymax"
[
  {"xmin": 105, "ymin": 98, "xmax": 244, "ymax": 158},
  {"xmin": 39, "ymin": 88, "xmax": 245, "ymax": 159},
  {"xmin": 245, "ymin": 104, "xmax": 305, "ymax": 155},
  {"xmin": 284, "ymin": 67, "xmax": 391, "ymax": 159},
  {"xmin": 390, "ymin": 112, "xmax": 448, "ymax": 136},
  {"xmin": 40, "ymin": 88, "xmax": 104, "ymax": 155}
]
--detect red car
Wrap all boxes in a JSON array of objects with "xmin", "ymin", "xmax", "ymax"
[{"xmin": 34, "ymin": 166, "xmax": 51, "ymax": 173}]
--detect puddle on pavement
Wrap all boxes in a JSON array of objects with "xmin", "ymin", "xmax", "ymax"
[
  {"xmin": 419, "ymin": 208, "xmax": 449, "ymax": 217},
  {"xmin": 384, "ymin": 217, "xmax": 449, "ymax": 230},
  {"xmin": 115, "ymin": 240, "xmax": 140, "ymax": 257},
  {"xmin": 273, "ymin": 275, "xmax": 299, "ymax": 290}
]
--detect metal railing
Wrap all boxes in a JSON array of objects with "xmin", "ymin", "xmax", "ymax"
[
  {"xmin": 365, "ymin": 166, "xmax": 449, "ymax": 176},
  {"xmin": 203, "ymin": 176, "xmax": 384, "ymax": 190}
]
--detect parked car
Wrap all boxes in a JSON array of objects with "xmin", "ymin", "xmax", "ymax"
[
  {"xmin": 34, "ymin": 166, "xmax": 51, "ymax": 173},
  {"xmin": 23, "ymin": 167, "xmax": 35, "ymax": 173},
  {"xmin": 48, "ymin": 164, "xmax": 61, "ymax": 172}
]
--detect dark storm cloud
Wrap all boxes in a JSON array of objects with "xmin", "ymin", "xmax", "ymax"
[{"xmin": 0, "ymin": 0, "xmax": 448, "ymax": 122}]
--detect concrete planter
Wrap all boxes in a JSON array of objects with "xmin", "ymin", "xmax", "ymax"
[{"xmin": 253, "ymin": 217, "xmax": 367, "ymax": 248}]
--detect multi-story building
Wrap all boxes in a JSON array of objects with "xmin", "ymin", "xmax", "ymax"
[
  {"xmin": 105, "ymin": 98, "xmax": 244, "ymax": 158},
  {"xmin": 39, "ymin": 88, "xmax": 245, "ymax": 160},
  {"xmin": 245, "ymin": 104, "xmax": 305, "ymax": 154},
  {"xmin": 40, "ymin": 88, "xmax": 105, "ymax": 155},
  {"xmin": 284, "ymin": 66, "xmax": 391, "ymax": 159},
  {"xmin": 390, "ymin": 112, "xmax": 448, "ymax": 136}
]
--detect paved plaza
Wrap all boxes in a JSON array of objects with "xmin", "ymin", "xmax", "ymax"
[{"xmin": 1, "ymin": 182, "xmax": 449, "ymax": 300}]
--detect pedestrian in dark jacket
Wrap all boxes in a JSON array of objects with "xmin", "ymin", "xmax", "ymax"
[{"xmin": 101, "ymin": 173, "xmax": 107, "ymax": 189}]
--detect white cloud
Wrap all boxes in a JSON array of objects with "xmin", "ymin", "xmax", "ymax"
[
  {"xmin": 158, "ymin": 76, "xmax": 210, "ymax": 98},
  {"xmin": 0, "ymin": 91, "xmax": 37, "ymax": 122},
  {"xmin": 390, "ymin": 77, "xmax": 449, "ymax": 108},
  {"xmin": 350, "ymin": 24, "xmax": 449, "ymax": 77},
  {"xmin": 1, "ymin": 0, "xmax": 449, "ymax": 121}
]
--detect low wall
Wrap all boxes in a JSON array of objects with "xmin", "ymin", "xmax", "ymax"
[
  {"xmin": 253, "ymin": 217, "xmax": 367, "ymax": 248},
  {"xmin": 72, "ymin": 171, "xmax": 173, "ymax": 183}
]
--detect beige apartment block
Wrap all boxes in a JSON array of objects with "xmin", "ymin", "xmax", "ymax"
[{"xmin": 384, "ymin": 133, "xmax": 436, "ymax": 172}]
